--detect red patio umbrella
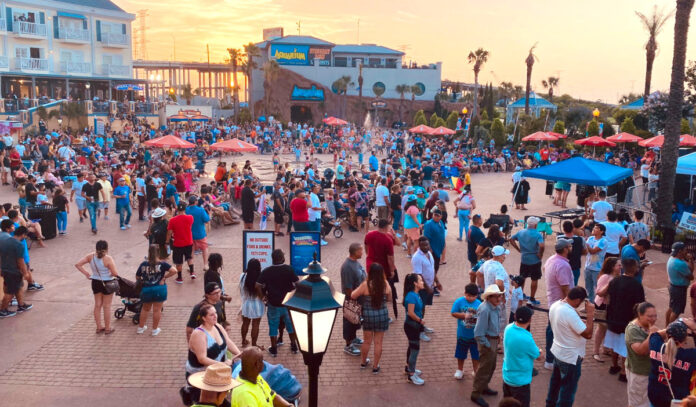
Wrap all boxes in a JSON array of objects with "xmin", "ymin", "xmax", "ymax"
[
  {"xmin": 209, "ymin": 138, "xmax": 258, "ymax": 152},
  {"xmin": 680, "ymin": 134, "xmax": 696, "ymax": 147},
  {"xmin": 522, "ymin": 131, "xmax": 558, "ymax": 142},
  {"xmin": 639, "ymin": 135, "xmax": 663, "ymax": 148},
  {"xmin": 547, "ymin": 131, "xmax": 567, "ymax": 139},
  {"xmin": 408, "ymin": 124, "xmax": 434, "ymax": 134},
  {"xmin": 143, "ymin": 135, "xmax": 195, "ymax": 149},
  {"xmin": 322, "ymin": 116, "xmax": 348, "ymax": 126},
  {"xmin": 606, "ymin": 132, "xmax": 642, "ymax": 143},
  {"xmin": 575, "ymin": 136, "xmax": 616, "ymax": 156},
  {"xmin": 428, "ymin": 126, "xmax": 456, "ymax": 136}
]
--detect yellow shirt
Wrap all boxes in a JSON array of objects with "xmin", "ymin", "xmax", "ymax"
[
  {"xmin": 231, "ymin": 376, "xmax": 275, "ymax": 407},
  {"xmin": 464, "ymin": 173, "xmax": 471, "ymax": 186}
]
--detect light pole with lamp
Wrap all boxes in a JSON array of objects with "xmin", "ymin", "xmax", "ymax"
[
  {"xmin": 462, "ymin": 107, "xmax": 470, "ymax": 138},
  {"xmin": 282, "ymin": 255, "xmax": 344, "ymax": 407},
  {"xmin": 57, "ymin": 117, "xmax": 63, "ymax": 129},
  {"xmin": 85, "ymin": 82, "xmax": 91, "ymax": 100}
]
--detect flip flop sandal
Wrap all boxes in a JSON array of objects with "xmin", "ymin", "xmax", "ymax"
[
  {"xmin": 592, "ymin": 354, "xmax": 604, "ymax": 363},
  {"xmin": 104, "ymin": 328, "xmax": 116, "ymax": 335},
  {"xmin": 96, "ymin": 328, "xmax": 105, "ymax": 334}
]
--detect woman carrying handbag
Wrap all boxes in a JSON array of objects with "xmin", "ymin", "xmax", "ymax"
[{"xmin": 75, "ymin": 240, "xmax": 119, "ymax": 334}]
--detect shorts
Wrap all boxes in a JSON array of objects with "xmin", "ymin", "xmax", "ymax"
[
  {"xmin": 455, "ymin": 337, "xmax": 480, "ymax": 360},
  {"xmin": 267, "ymin": 305, "xmax": 294, "ymax": 337},
  {"xmin": 669, "ymin": 284, "xmax": 688, "ymax": 315},
  {"xmin": 377, "ymin": 206, "xmax": 389, "ymax": 221},
  {"xmin": 172, "ymin": 245, "xmax": 193, "ymax": 265},
  {"xmin": 519, "ymin": 262, "xmax": 542, "ymax": 281},
  {"xmin": 274, "ymin": 212, "xmax": 284, "ymax": 224},
  {"xmin": 2, "ymin": 273, "xmax": 23, "ymax": 295},
  {"xmin": 626, "ymin": 370, "xmax": 650, "ymax": 407},
  {"xmin": 140, "ymin": 284, "xmax": 168, "ymax": 303},
  {"xmin": 100, "ymin": 202, "xmax": 110, "ymax": 209},
  {"xmin": 242, "ymin": 211, "xmax": 254, "ymax": 224},
  {"xmin": 91, "ymin": 278, "xmax": 113, "ymax": 295},
  {"xmin": 76, "ymin": 198, "xmax": 86, "ymax": 210},
  {"xmin": 405, "ymin": 227, "xmax": 420, "ymax": 241},
  {"xmin": 356, "ymin": 208, "xmax": 369, "ymax": 218},
  {"xmin": 336, "ymin": 179, "xmax": 344, "ymax": 188},
  {"xmin": 193, "ymin": 238, "xmax": 208, "ymax": 252},
  {"xmin": 419, "ymin": 289, "xmax": 434, "ymax": 306}
]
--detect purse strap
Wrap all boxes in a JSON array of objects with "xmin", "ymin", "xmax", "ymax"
[{"xmin": 660, "ymin": 342, "xmax": 677, "ymax": 401}]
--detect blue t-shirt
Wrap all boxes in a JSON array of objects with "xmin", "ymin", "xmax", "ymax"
[
  {"xmin": 511, "ymin": 228, "xmax": 544, "ymax": 265},
  {"xmin": 451, "ymin": 297, "xmax": 481, "ymax": 339},
  {"xmin": 185, "ymin": 205, "xmax": 210, "ymax": 240},
  {"xmin": 404, "ymin": 291, "xmax": 424, "ymax": 319},
  {"xmin": 422, "ymin": 166, "xmax": 434, "ymax": 180},
  {"xmin": 369, "ymin": 155, "xmax": 379, "ymax": 171},
  {"xmin": 621, "ymin": 244, "xmax": 643, "ymax": 281},
  {"xmin": 113, "ymin": 185, "xmax": 131, "ymax": 206},
  {"xmin": 423, "ymin": 220, "xmax": 446, "ymax": 257},
  {"xmin": 648, "ymin": 332, "xmax": 696, "ymax": 407},
  {"xmin": 668, "ymin": 257, "xmax": 692, "ymax": 287},
  {"xmin": 502, "ymin": 323, "xmax": 540, "ymax": 387},
  {"xmin": 165, "ymin": 183, "xmax": 179, "ymax": 204}
]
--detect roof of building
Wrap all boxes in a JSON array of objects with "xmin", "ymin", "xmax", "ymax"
[
  {"xmin": 267, "ymin": 35, "xmax": 334, "ymax": 47},
  {"xmin": 332, "ymin": 44, "xmax": 404, "ymax": 56},
  {"xmin": 54, "ymin": 0, "xmax": 126, "ymax": 12},
  {"xmin": 508, "ymin": 92, "xmax": 557, "ymax": 109}
]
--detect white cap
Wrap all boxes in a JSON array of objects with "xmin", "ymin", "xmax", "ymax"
[{"xmin": 491, "ymin": 245, "xmax": 510, "ymax": 256}]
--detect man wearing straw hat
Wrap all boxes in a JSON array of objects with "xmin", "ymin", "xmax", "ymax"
[
  {"xmin": 187, "ymin": 362, "xmax": 239, "ymax": 407},
  {"xmin": 471, "ymin": 284, "xmax": 505, "ymax": 407},
  {"xmin": 232, "ymin": 347, "xmax": 293, "ymax": 407}
]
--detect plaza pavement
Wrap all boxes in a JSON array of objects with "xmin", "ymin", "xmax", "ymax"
[{"xmin": 0, "ymin": 152, "xmax": 672, "ymax": 406}]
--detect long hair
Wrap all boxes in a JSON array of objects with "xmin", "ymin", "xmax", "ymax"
[
  {"xmin": 402, "ymin": 273, "xmax": 420, "ymax": 306},
  {"xmin": 208, "ymin": 253, "xmax": 223, "ymax": 274},
  {"xmin": 664, "ymin": 337, "xmax": 680, "ymax": 370},
  {"xmin": 244, "ymin": 258, "xmax": 262, "ymax": 297},
  {"xmin": 367, "ymin": 263, "xmax": 386, "ymax": 309},
  {"xmin": 599, "ymin": 257, "xmax": 619, "ymax": 276},
  {"xmin": 487, "ymin": 224, "xmax": 501, "ymax": 241},
  {"xmin": 147, "ymin": 244, "xmax": 158, "ymax": 268}
]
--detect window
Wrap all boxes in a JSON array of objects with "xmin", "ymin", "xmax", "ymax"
[
  {"xmin": 368, "ymin": 58, "xmax": 381, "ymax": 68},
  {"xmin": 334, "ymin": 57, "xmax": 347, "ymax": 67},
  {"xmin": 15, "ymin": 47, "xmax": 43, "ymax": 59},
  {"xmin": 59, "ymin": 17, "xmax": 82, "ymax": 31},
  {"xmin": 61, "ymin": 50, "xmax": 84, "ymax": 62},
  {"xmin": 100, "ymin": 21, "xmax": 121, "ymax": 34},
  {"xmin": 102, "ymin": 54, "xmax": 123, "ymax": 65},
  {"xmin": 386, "ymin": 58, "xmax": 397, "ymax": 69}
]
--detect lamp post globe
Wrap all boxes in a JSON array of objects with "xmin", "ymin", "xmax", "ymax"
[
  {"xmin": 283, "ymin": 255, "xmax": 344, "ymax": 407},
  {"xmin": 592, "ymin": 108, "xmax": 600, "ymax": 118},
  {"xmin": 462, "ymin": 107, "xmax": 468, "ymax": 115}
]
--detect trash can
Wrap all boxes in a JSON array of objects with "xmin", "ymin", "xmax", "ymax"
[{"xmin": 27, "ymin": 204, "xmax": 57, "ymax": 240}]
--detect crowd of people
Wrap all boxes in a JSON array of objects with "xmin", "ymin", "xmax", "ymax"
[{"xmin": 1, "ymin": 115, "xmax": 695, "ymax": 407}]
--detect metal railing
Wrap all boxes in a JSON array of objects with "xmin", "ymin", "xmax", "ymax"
[
  {"xmin": 0, "ymin": 56, "xmax": 9, "ymax": 69},
  {"xmin": 0, "ymin": 19, "xmax": 7, "ymax": 32},
  {"xmin": 134, "ymin": 102, "xmax": 156, "ymax": 114},
  {"xmin": 15, "ymin": 57, "xmax": 48, "ymax": 71},
  {"xmin": 101, "ymin": 64, "xmax": 130, "ymax": 76},
  {"xmin": 60, "ymin": 61, "xmax": 91, "ymax": 74},
  {"xmin": 13, "ymin": 21, "xmax": 47, "ymax": 37},
  {"xmin": 93, "ymin": 101, "xmax": 110, "ymax": 113},
  {"xmin": 58, "ymin": 28, "xmax": 89, "ymax": 42},
  {"xmin": 101, "ymin": 32, "xmax": 127, "ymax": 46}
]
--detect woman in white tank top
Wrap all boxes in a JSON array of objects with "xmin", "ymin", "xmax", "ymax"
[{"xmin": 75, "ymin": 240, "xmax": 119, "ymax": 334}]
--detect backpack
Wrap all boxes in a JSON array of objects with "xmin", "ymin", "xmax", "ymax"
[{"xmin": 150, "ymin": 219, "xmax": 168, "ymax": 245}]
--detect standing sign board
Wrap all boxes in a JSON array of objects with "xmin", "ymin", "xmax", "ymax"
[
  {"xmin": 289, "ymin": 232, "xmax": 321, "ymax": 276},
  {"xmin": 679, "ymin": 212, "xmax": 696, "ymax": 233},
  {"xmin": 243, "ymin": 231, "xmax": 275, "ymax": 270}
]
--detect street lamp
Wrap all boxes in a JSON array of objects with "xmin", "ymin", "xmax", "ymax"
[
  {"xmin": 57, "ymin": 117, "xmax": 63, "ymax": 128},
  {"xmin": 462, "ymin": 107, "xmax": 468, "ymax": 115},
  {"xmin": 85, "ymin": 82, "xmax": 91, "ymax": 100},
  {"xmin": 592, "ymin": 108, "xmax": 600, "ymax": 118},
  {"xmin": 282, "ymin": 255, "xmax": 344, "ymax": 407}
]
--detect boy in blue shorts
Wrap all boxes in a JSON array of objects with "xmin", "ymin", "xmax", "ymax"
[{"xmin": 452, "ymin": 283, "xmax": 481, "ymax": 379}]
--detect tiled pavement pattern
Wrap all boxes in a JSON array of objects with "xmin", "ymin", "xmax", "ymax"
[{"xmin": 0, "ymin": 152, "xmax": 672, "ymax": 406}]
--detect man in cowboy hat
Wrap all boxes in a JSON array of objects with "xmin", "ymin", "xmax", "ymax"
[
  {"xmin": 187, "ymin": 362, "xmax": 239, "ymax": 407},
  {"xmin": 471, "ymin": 284, "xmax": 505, "ymax": 407},
  {"xmin": 231, "ymin": 347, "xmax": 293, "ymax": 407}
]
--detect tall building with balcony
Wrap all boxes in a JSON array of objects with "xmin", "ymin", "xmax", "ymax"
[{"xmin": 0, "ymin": 0, "xmax": 135, "ymax": 112}]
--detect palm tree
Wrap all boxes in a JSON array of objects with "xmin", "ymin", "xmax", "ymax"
[
  {"xmin": 467, "ymin": 48, "xmax": 489, "ymax": 118},
  {"xmin": 541, "ymin": 76, "xmax": 559, "ymax": 103},
  {"xmin": 395, "ymin": 84, "xmax": 410, "ymax": 122},
  {"xmin": 636, "ymin": 6, "xmax": 674, "ymax": 99},
  {"xmin": 657, "ymin": 0, "xmax": 694, "ymax": 229},
  {"xmin": 498, "ymin": 81, "xmax": 515, "ymax": 106},
  {"xmin": 524, "ymin": 43, "xmax": 538, "ymax": 115},
  {"xmin": 63, "ymin": 101, "xmax": 85, "ymax": 129},
  {"xmin": 262, "ymin": 60, "xmax": 280, "ymax": 116},
  {"xmin": 243, "ymin": 42, "xmax": 260, "ymax": 119},
  {"xmin": 513, "ymin": 85, "xmax": 524, "ymax": 101},
  {"xmin": 410, "ymin": 84, "xmax": 420, "ymax": 113},
  {"xmin": 180, "ymin": 83, "xmax": 194, "ymax": 105},
  {"xmin": 227, "ymin": 47, "xmax": 242, "ymax": 123}
]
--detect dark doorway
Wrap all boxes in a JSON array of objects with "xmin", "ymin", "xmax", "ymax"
[{"xmin": 290, "ymin": 105, "xmax": 313, "ymax": 124}]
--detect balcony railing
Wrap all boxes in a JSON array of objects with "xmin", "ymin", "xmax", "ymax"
[
  {"xmin": 101, "ymin": 32, "xmax": 127, "ymax": 47},
  {"xmin": 58, "ymin": 28, "xmax": 89, "ymax": 42},
  {"xmin": 0, "ymin": 56, "xmax": 9, "ymax": 70},
  {"xmin": 0, "ymin": 19, "xmax": 7, "ymax": 33},
  {"xmin": 60, "ymin": 61, "xmax": 91, "ymax": 75},
  {"xmin": 15, "ymin": 57, "xmax": 48, "ymax": 72},
  {"xmin": 101, "ymin": 64, "xmax": 130, "ymax": 77},
  {"xmin": 13, "ymin": 21, "xmax": 47, "ymax": 37},
  {"xmin": 93, "ymin": 101, "xmax": 110, "ymax": 113}
]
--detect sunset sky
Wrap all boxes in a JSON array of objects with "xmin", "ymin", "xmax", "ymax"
[{"xmin": 114, "ymin": 0, "xmax": 696, "ymax": 103}]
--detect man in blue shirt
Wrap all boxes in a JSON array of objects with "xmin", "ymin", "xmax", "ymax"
[
  {"xmin": 423, "ymin": 209, "xmax": 446, "ymax": 274},
  {"xmin": 452, "ymin": 283, "xmax": 482, "ymax": 380},
  {"xmin": 165, "ymin": 178, "xmax": 179, "ymax": 206},
  {"xmin": 620, "ymin": 239, "xmax": 651, "ymax": 283},
  {"xmin": 185, "ymin": 196, "xmax": 210, "ymax": 264},
  {"xmin": 369, "ymin": 151, "xmax": 379, "ymax": 172},
  {"xmin": 509, "ymin": 217, "xmax": 545, "ymax": 305},
  {"xmin": 502, "ymin": 306, "xmax": 542, "ymax": 407},
  {"xmin": 113, "ymin": 177, "xmax": 132, "ymax": 230},
  {"xmin": 666, "ymin": 242, "xmax": 695, "ymax": 325}
]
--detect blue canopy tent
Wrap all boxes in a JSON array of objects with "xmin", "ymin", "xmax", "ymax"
[
  {"xmin": 621, "ymin": 97, "xmax": 644, "ymax": 110},
  {"xmin": 677, "ymin": 152, "xmax": 696, "ymax": 176},
  {"xmin": 521, "ymin": 157, "xmax": 633, "ymax": 186},
  {"xmin": 505, "ymin": 92, "xmax": 557, "ymax": 122}
]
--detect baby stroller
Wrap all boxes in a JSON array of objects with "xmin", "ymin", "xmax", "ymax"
[
  {"xmin": 320, "ymin": 215, "xmax": 343, "ymax": 239},
  {"xmin": 113, "ymin": 276, "xmax": 142, "ymax": 325}
]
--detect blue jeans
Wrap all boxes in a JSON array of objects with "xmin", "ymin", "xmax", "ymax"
[
  {"xmin": 267, "ymin": 305, "xmax": 294, "ymax": 337},
  {"xmin": 546, "ymin": 320, "xmax": 554, "ymax": 363},
  {"xmin": 585, "ymin": 268, "xmax": 599, "ymax": 301},
  {"xmin": 545, "ymin": 357, "xmax": 583, "ymax": 407},
  {"xmin": 56, "ymin": 211, "xmax": 67, "ymax": 233},
  {"xmin": 18, "ymin": 197, "xmax": 27, "ymax": 218},
  {"xmin": 87, "ymin": 201, "xmax": 99, "ymax": 230},
  {"xmin": 457, "ymin": 209, "xmax": 470, "ymax": 240},
  {"xmin": 116, "ymin": 203, "xmax": 132, "ymax": 227},
  {"xmin": 392, "ymin": 210, "xmax": 402, "ymax": 232},
  {"xmin": 571, "ymin": 269, "xmax": 580, "ymax": 287}
]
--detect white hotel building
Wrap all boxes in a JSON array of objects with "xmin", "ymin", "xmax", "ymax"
[{"xmin": 0, "ymin": 0, "xmax": 135, "ymax": 112}]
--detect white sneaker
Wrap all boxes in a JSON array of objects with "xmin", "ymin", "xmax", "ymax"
[
  {"xmin": 126, "ymin": 224, "xmax": 132, "ymax": 229},
  {"xmin": 151, "ymin": 328, "xmax": 161, "ymax": 336},
  {"xmin": 420, "ymin": 332, "xmax": 431, "ymax": 342},
  {"xmin": 136, "ymin": 325, "xmax": 147, "ymax": 334},
  {"xmin": 424, "ymin": 326, "xmax": 434, "ymax": 334},
  {"xmin": 454, "ymin": 370, "xmax": 464, "ymax": 380},
  {"xmin": 408, "ymin": 374, "xmax": 425, "ymax": 385},
  {"xmin": 544, "ymin": 362, "xmax": 554, "ymax": 370}
]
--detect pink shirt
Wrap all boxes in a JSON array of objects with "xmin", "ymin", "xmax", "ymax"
[
  {"xmin": 544, "ymin": 254, "xmax": 574, "ymax": 306},
  {"xmin": 594, "ymin": 274, "xmax": 613, "ymax": 306}
]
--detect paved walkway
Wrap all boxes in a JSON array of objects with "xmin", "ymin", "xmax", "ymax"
[{"xmin": 0, "ymin": 152, "xmax": 671, "ymax": 406}]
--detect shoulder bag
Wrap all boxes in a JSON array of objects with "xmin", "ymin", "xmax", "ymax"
[
  {"xmin": 93, "ymin": 256, "xmax": 119, "ymax": 295},
  {"xmin": 343, "ymin": 297, "xmax": 362, "ymax": 325}
]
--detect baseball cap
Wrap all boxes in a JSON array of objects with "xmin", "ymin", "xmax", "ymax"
[
  {"xmin": 431, "ymin": 209, "xmax": 442, "ymax": 216},
  {"xmin": 491, "ymin": 245, "xmax": 510, "ymax": 256},
  {"xmin": 555, "ymin": 239, "xmax": 572, "ymax": 251},
  {"xmin": 667, "ymin": 320, "xmax": 688, "ymax": 342},
  {"xmin": 118, "ymin": 177, "xmax": 125, "ymax": 182},
  {"xmin": 405, "ymin": 186, "xmax": 415, "ymax": 193},
  {"xmin": 188, "ymin": 195, "xmax": 198, "ymax": 205},
  {"xmin": 515, "ymin": 306, "xmax": 534, "ymax": 323},
  {"xmin": 407, "ymin": 194, "xmax": 417, "ymax": 202},
  {"xmin": 672, "ymin": 241, "xmax": 686, "ymax": 257},
  {"xmin": 204, "ymin": 282, "xmax": 221, "ymax": 294}
]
